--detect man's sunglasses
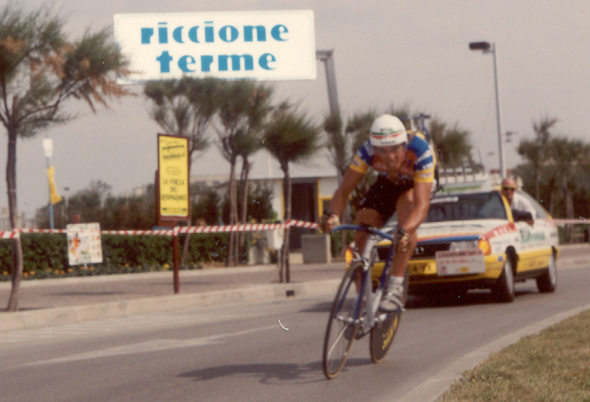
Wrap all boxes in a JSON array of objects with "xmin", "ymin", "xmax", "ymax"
[{"xmin": 502, "ymin": 187, "xmax": 516, "ymax": 191}]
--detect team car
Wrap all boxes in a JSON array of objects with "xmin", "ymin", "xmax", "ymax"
[{"xmin": 372, "ymin": 181, "xmax": 559, "ymax": 302}]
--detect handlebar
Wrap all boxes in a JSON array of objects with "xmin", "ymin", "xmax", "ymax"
[{"xmin": 331, "ymin": 224, "xmax": 395, "ymax": 242}]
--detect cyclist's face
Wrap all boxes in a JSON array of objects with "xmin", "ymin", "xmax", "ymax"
[{"xmin": 373, "ymin": 144, "xmax": 406, "ymax": 171}]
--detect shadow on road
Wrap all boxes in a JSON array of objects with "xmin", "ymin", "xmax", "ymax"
[
  {"xmin": 179, "ymin": 360, "xmax": 326, "ymax": 384},
  {"xmin": 407, "ymin": 288, "xmax": 540, "ymax": 309},
  {"xmin": 179, "ymin": 357, "xmax": 378, "ymax": 384}
]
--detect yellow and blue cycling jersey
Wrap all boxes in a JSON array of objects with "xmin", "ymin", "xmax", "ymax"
[{"xmin": 349, "ymin": 132, "xmax": 436, "ymax": 183}]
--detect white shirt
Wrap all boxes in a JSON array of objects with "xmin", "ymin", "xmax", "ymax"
[{"xmin": 510, "ymin": 192, "xmax": 536, "ymax": 217}]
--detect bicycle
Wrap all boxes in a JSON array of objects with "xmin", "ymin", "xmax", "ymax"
[{"xmin": 323, "ymin": 224, "xmax": 409, "ymax": 379}]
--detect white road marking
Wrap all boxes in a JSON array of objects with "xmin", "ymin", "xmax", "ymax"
[{"xmin": 22, "ymin": 324, "xmax": 277, "ymax": 367}]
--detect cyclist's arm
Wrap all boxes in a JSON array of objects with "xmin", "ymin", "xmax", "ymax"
[
  {"xmin": 323, "ymin": 167, "xmax": 364, "ymax": 231},
  {"xmin": 400, "ymin": 180, "xmax": 432, "ymax": 234}
]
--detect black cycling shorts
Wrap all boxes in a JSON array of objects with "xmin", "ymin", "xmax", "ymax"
[{"xmin": 360, "ymin": 174, "xmax": 414, "ymax": 222}]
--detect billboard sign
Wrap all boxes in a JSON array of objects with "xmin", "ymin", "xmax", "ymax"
[
  {"xmin": 158, "ymin": 135, "xmax": 190, "ymax": 220},
  {"xmin": 114, "ymin": 10, "xmax": 316, "ymax": 83}
]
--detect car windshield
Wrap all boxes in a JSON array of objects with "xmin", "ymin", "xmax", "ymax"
[{"xmin": 424, "ymin": 191, "xmax": 507, "ymax": 222}]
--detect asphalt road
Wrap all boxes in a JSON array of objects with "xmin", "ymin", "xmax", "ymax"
[{"xmin": 1, "ymin": 258, "xmax": 589, "ymax": 402}]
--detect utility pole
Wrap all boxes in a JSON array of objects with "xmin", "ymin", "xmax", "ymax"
[{"xmin": 316, "ymin": 50, "xmax": 341, "ymax": 118}]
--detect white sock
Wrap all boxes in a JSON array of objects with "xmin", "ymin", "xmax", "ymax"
[
  {"xmin": 388, "ymin": 275, "xmax": 404, "ymax": 289},
  {"xmin": 390, "ymin": 276, "xmax": 403, "ymax": 286}
]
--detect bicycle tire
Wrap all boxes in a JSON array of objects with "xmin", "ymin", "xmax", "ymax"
[
  {"xmin": 369, "ymin": 310, "xmax": 402, "ymax": 363},
  {"xmin": 323, "ymin": 262, "xmax": 364, "ymax": 379},
  {"xmin": 369, "ymin": 269, "xmax": 408, "ymax": 363}
]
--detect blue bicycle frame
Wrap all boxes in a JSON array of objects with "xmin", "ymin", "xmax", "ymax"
[{"xmin": 332, "ymin": 224, "xmax": 397, "ymax": 333}]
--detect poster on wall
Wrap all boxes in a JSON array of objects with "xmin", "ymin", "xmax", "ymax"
[{"xmin": 67, "ymin": 223, "xmax": 103, "ymax": 266}]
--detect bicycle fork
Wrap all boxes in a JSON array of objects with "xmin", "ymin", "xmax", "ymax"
[{"xmin": 355, "ymin": 235, "xmax": 391, "ymax": 336}]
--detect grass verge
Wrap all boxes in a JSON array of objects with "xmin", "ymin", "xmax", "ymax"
[{"xmin": 441, "ymin": 309, "xmax": 590, "ymax": 401}]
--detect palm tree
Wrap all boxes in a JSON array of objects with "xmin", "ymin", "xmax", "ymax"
[
  {"xmin": 517, "ymin": 116, "xmax": 557, "ymax": 199},
  {"xmin": 428, "ymin": 117, "xmax": 472, "ymax": 180},
  {"xmin": 144, "ymin": 77, "xmax": 221, "ymax": 263},
  {"xmin": 263, "ymin": 108, "xmax": 321, "ymax": 282},
  {"xmin": 144, "ymin": 77, "xmax": 220, "ymax": 161},
  {"xmin": 545, "ymin": 137, "xmax": 590, "ymax": 240},
  {"xmin": 217, "ymin": 80, "xmax": 273, "ymax": 266},
  {"xmin": 0, "ymin": 4, "xmax": 131, "ymax": 311}
]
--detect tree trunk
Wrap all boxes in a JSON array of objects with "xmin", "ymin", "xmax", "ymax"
[
  {"xmin": 226, "ymin": 160, "xmax": 238, "ymax": 267},
  {"xmin": 181, "ymin": 156, "xmax": 192, "ymax": 266},
  {"xmin": 6, "ymin": 129, "xmax": 23, "ymax": 312},
  {"xmin": 281, "ymin": 164, "xmax": 291, "ymax": 283},
  {"xmin": 565, "ymin": 181, "xmax": 575, "ymax": 243},
  {"xmin": 238, "ymin": 158, "xmax": 251, "ymax": 257},
  {"xmin": 535, "ymin": 169, "xmax": 540, "ymax": 201}
]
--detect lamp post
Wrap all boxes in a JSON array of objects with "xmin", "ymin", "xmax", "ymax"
[
  {"xmin": 469, "ymin": 41, "xmax": 506, "ymax": 178},
  {"xmin": 63, "ymin": 186, "xmax": 70, "ymax": 226},
  {"xmin": 315, "ymin": 50, "xmax": 341, "ymax": 118}
]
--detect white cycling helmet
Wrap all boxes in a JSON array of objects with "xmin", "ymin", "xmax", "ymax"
[{"xmin": 369, "ymin": 114, "xmax": 408, "ymax": 147}]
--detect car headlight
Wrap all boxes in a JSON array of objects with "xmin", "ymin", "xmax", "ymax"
[
  {"xmin": 478, "ymin": 239, "xmax": 491, "ymax": 255},
  {"xmin": 449, "ymin": 240, "xmax": 479, "ymax": 251}
]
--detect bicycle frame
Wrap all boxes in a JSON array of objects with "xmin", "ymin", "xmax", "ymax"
[{"xmin": 332, "ymin": 224, "xmax": 397, "ymax": 334}]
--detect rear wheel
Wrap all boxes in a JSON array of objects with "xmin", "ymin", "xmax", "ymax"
[
  {"xmin": 536, "ymin": 253, "xmax": 557, "ymax": 293},
  {"xmin": 493, "ymin": 258, "xmax": 515, "ymax": 303},
  {"xmin": 323, "ymin": 262, "xmax": 364, "ymax": 379}
]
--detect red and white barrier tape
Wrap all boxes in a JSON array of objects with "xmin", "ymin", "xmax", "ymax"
[
  {"xmin": 19, "ymin": 228, "xmax": 67, "ymax": 234},
  {"xmin": 0, "ymin": 230, "xmax": 19, "ymax": 239},
  {"xmin": 178, "ymin": 220, "xmax": 318, "ymax": 234},
  {"xmin": 179, "ymin": 223, "xmax": 285, "ymax": 234},
  {"xmin": 101, "ymin": 230, "xmax": 175, "ymax": 236},
  {"xmin": 3, "ymin": 219, "xmax": 320, "ymax": 238}
]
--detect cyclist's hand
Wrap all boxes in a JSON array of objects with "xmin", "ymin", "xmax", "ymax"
[
  {"xmin": 395, "ymin": 227, "xmax": 410, "ymax": 254},
  {"xmin": 320, "ymin": 211, "xmax": 340, "ymax": 233}
]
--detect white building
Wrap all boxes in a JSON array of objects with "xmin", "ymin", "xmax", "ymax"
[{"xmin": 191, "ymin": 150, "xmax": 339, "ymax": 250}]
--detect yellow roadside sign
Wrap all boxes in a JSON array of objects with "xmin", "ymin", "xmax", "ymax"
[{"xmin": 158, "ymin": 135, "xmax": 189, "ymax": 219}]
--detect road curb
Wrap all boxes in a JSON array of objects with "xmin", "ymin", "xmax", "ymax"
[
  {"xmin": 0, "ymin": 265, "xmax": 279, "ymax": 290},
  {"xmin": 0, "ymin": 279, "xmax": 339, "ymax": 333}
]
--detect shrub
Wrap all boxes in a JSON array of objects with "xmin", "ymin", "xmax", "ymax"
[{"xmin": 0, "ymin": 232, "xmax": 230, "ymax": 280}]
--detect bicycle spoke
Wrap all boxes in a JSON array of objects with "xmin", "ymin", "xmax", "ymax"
[{"xmin": 323, "ymin": 262, "xmax": 364, "ymax": 379}]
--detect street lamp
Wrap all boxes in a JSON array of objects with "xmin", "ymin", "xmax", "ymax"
[
  {"xmin": 469, "ymin": 41, "xmax": 506, "ymax": 178},
  {"xmin": 315, "ymin": 50, "xmax": 341, "ymax": 118}
]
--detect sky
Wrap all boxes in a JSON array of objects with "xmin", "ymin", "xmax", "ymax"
[{"xmin": 5, "ymin": 0, "xmax": 590, "ymax": 218}]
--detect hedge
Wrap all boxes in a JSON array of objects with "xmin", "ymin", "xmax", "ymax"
[{"xmin": 0, "ymin": 233, "xmax": 230, "ymax": 280}]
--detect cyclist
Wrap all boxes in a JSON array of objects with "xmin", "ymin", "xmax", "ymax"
[{"xmin": 321, "ymin": 114, "xmax": 435, "ymax": 312}]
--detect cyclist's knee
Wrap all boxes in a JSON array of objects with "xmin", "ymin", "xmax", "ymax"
[{"xmin": 355, "ymin": 208, "xmax": 383, "ymax": 227}]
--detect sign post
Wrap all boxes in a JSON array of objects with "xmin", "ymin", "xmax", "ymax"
[{"xmin": 157, "ymin": 134, "xmax": 190, "ymax": 293}]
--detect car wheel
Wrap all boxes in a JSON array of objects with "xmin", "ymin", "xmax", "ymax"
[
  {"xmin": 493, "ymin": 258, "xmax": 515, "ymax": 303},
  {"xmin": 536, "ymin": 253, "xmax": 557, "ymax": 293}
]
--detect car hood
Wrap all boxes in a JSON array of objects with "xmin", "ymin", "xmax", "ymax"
[{"xmin": 416, "ymin": 219, "xmax": 508, "ymax": 241}]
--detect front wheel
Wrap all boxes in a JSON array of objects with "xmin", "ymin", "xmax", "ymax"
[
  {"xmin": 493, "ymin": 258, "xmax": 515, "ymax": 303},
  {"xmin": 323, "ymin": 262, "xmax": 364, "ymax": 379},
  {"xmin": 536, "ymin": 253, "xmax": 557, "ymax": 293},
  {"xmin": 369, "ymin": 269, "xmax": 408, "ymax": 363}
]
